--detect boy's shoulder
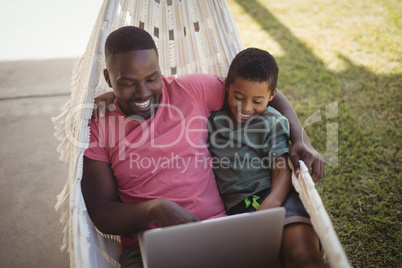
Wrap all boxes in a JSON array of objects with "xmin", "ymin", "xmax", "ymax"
[
  {"xmin": 208, "ymin": 107, "xmax": 287, "ymax": 124},
  {"xmin": 260, "ymin": 106, "xmax": 288, "ymax": 123}
]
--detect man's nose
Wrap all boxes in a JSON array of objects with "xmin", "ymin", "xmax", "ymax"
[{"xmin": 135, "ymin": 83, "xmax": 149, "ymax": 99}]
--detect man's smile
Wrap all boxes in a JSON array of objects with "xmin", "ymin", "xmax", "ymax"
[{"xmin": 134, "ymin": 99, "xmax": 151, "ymax": 110}]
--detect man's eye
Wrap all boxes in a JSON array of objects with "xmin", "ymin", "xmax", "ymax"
[{"xmin": 149, "ymin": 75, "xmax": 161, "ymax": 82}]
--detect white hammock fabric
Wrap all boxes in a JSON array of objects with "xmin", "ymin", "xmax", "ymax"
[
  {"xmin": 291, "ymin": 161, "xmax": 351, "ymax": 267},
  {"xmin": 52, "ymin": 0, "xmax": 349, "ymax": 267}
]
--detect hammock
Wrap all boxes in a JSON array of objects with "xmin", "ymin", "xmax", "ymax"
[{"xmin": 52, "ymin": 0, "xmax": 350, "ymax": 267}]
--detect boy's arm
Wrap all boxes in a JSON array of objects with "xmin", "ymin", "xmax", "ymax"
[
  {"xmin": 257, "ymin": 155, "xmax": 291, "ymax": 210},
  {"xmin": 81, "ymin": 156, "xmax": 199, "ymax": 235},
  {"xmin": 269, "ymin": 90, "xmax": 325, "ymax": 182}
]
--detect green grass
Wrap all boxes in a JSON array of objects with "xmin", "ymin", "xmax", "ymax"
[{"xmin": 227, "ymin": 0, "xmax": 402, "ymax": 267}]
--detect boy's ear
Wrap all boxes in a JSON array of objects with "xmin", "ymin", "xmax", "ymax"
[
  {"xmin": 104, "ymin": 69, "xmax": 112, "ymax": 87},
  {"xmin": 269, "ymin": 88, "xmax": 278, "ymax": 101}
]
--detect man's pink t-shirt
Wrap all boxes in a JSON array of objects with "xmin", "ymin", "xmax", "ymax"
[{"xmin": 84, "ymin": 73, "xmax": 227, "ymax": 250}]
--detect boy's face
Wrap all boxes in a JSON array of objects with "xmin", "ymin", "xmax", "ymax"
[
  {"xmin": 104, "ymin": 49, "xmax": 163, "ymax": 119},
  {"xmin": 226, "ymin": 78, "xmax": 276, "ymax": 124}
]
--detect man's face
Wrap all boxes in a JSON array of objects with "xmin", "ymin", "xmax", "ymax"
[
  {"xmin": 226, "ymin": 78, "xmax": 275, "ymax": 124},
  {"xmin": 104, "ymin": 49, "xmax": 163, "ymax": 119}
]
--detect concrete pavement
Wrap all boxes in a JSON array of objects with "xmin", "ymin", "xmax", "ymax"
[
  {"xmin": 0, "ymin": 58, "xmax": 77, "ymax": 267},
  {"xmin": 0, "ymin": 0, "xmax": 106, "ymax": 266}
]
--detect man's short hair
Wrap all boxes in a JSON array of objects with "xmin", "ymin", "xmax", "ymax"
[
  {"xmin": 226, "ymin": 48, "xmax": 279, "ymax": 92},
  {"xmin": 105, "ymin": 26, "xmax": 158, "ymax": 61}
]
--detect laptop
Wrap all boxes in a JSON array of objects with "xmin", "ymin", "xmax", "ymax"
[{"xmin": 138, "ymin": 207, "xmax": 285, "ymax": 268}]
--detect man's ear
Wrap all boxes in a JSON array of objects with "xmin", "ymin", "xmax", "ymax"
[
  {"xmin": 269, "ymin": 88, "xmax": 278, "ymax": 101},
  {"xmin": 104, "ymin": 69, "xmax": 112, "ymax": 88}
]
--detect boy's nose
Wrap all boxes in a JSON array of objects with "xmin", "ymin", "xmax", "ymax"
[{"xmin": 242, "ymin": 101, "xmax": 253, "ymax": 114}]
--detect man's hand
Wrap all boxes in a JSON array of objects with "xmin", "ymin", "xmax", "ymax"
[
  {"xmin": 150, "ymin": 198, "xmax": 200, "ymax": 227},
  {"xmin": 92, "ymin": 91, "xmax": 116, "ymax": 121},
  {"xmin": 289, "ymin": 141, "xmax": 325, "ymax": 182}
]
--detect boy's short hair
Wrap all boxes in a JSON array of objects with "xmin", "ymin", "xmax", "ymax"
[
  {"xmin": 226, "ymin": 48, "xmax": 278, "ymax": 92},
  {"xmin": 105, "ymin": 26, "xmax": 158, "ymax": 61}
]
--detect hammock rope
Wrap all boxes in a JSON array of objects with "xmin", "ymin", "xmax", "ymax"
[
  {"xmin": 290, "ymin": 161, "xmax": 351, "ymax": 268},
  {"xmin": 52, "ymin": 0, "xmax": 349, "ymax": 267}
]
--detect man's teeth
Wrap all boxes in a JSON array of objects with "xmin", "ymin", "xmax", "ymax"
[{"xmin": 134, "ymin": 99, "xmax": 150, "ymax": 108}]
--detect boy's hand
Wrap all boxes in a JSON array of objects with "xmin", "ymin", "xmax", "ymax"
[
  {"xmin": 289, "ymin": 142, "xmax": 325, "ymax": 182},
  {"xmin": 92, "ymin": 91, "xmax": 116, "ymax": 121}
]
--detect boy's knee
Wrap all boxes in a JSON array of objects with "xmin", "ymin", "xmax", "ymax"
[
  {"xmin": 281, "ymin": 223, "xmax": 325, "ymax": 267},
  {"xmin": 282, "ymin": 245, "xmax": 324, "ymax": 268}
]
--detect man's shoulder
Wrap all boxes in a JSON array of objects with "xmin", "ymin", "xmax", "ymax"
[
  {"xmin": 163, "ymin": 73, "xmax": 225, "ymax": 112},
  {"xmin": 174, "ymin": 73, "xmax": 223, "ymax": 89},
  {"xmin": 162, "ymin": 73, "xmax": 217, "ymax": 91},
  {"xmin": 178, "ymin": 73, "xmax": 222, "ymax": 81}
]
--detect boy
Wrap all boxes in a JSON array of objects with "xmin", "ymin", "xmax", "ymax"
[{"xmin": 208, "ymin": 48, "xmax": 325, "ymax": 267}]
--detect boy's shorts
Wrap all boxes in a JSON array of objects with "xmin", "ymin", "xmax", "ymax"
[{"xmin": 228, "ymin": 187, "xmax": 311, "ymax": 226}]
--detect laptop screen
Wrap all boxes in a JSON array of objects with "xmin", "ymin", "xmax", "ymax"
[{"xmin": 138, "ymin": 207, "xmax": 285, "ymax": 268}]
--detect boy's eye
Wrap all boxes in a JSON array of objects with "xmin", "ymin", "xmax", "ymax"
[
  {"xmin": 254, "ymin": 101, "xmax": 263, "ymax": 104},
  {"xmin": 234, "ymin": 96, "xmax": 243, "ymax": 101}
]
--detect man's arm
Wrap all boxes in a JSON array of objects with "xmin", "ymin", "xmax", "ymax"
[
  {"xmin": 269, "ymin": 90, "xmax": 325, "ymax": 182},
  {"xmin": 91, "ymin": 91, "xmax": 116, "ymax": 122},
  {"xmin": 81, "ymin": 156, "xmax": 199, "ymax": 235}
]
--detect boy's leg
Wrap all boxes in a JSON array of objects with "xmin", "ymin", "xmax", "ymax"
[
  {"xmin": 280, "ymin": 223, "xmax": 325, "ymax": 268},
  {"xmin": 228, "ymin": 188, "xmax": 326, "ymax": 267}
]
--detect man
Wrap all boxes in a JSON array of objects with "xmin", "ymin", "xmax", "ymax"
[{"xmin": 82, "ymin": 26, "xmax": 325, "ymax": 267}]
